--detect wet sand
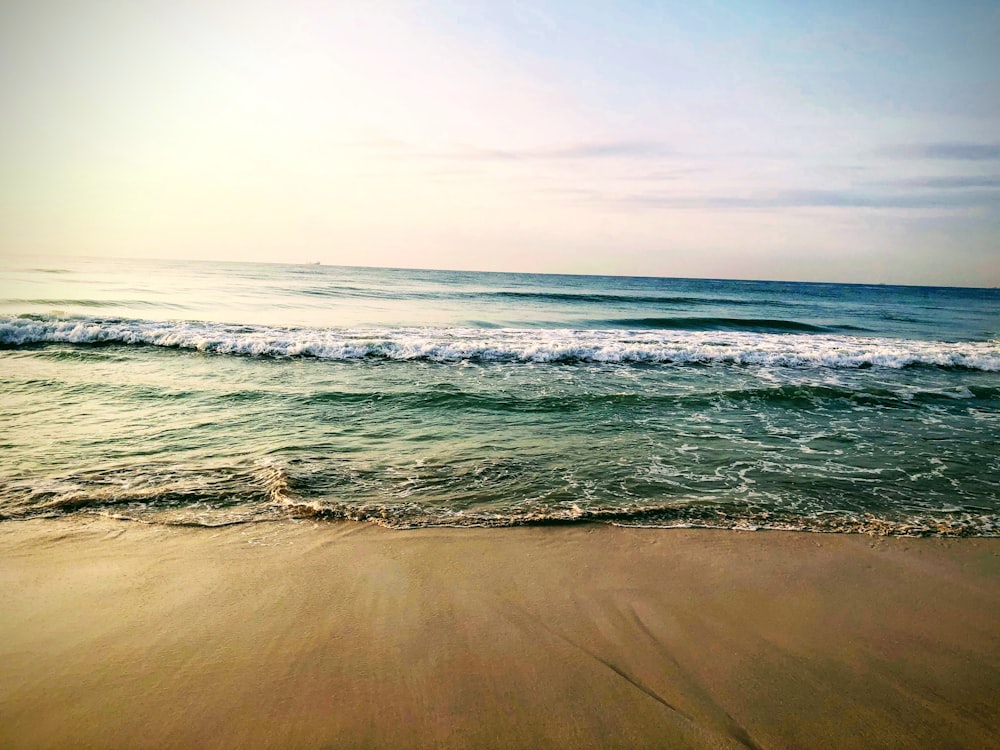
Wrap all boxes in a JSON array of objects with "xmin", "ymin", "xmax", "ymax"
[{"xmin": 1, "ymin": 519, "xmax": 999, "ymax": 749}]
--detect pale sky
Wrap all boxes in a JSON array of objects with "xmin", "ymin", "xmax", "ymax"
[{"xmin": 1, "ymin": 0, "xmax": 998, "ymax": 285}]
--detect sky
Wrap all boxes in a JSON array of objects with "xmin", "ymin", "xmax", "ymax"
[{"xmin": 1, "ymin": 0, "xmax": 998, "ymax": 285}]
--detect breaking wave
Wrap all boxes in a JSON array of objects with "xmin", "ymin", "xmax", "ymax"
[{"xmin": 2, "ymin": 315, "xmax": 998, "ymax": 370}]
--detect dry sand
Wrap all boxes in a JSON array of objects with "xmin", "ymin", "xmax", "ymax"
[{"xmin": 1, "ymin": 518, "xmax": 999, "ymax": 749}]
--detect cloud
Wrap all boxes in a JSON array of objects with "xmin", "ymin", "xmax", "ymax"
[
  {"xmin": 530, "ymin": 141, "xmax": 674, "ymax": 159},
  {"xmin": 412, "ymin": 140, "xmax": 675, "ymax": 161},
  {"xmin": 884, "ymin": 175, "xmax": 1000, "ymax": 189},
  {"xmin": 623, "ymin": 188, "xmax": 1000, "ymax": 211},
  {"xmin": 879, "ymin": 142, "xmax": 1000, "ymax": 161}
]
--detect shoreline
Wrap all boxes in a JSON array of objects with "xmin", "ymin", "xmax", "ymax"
[{"xmin": 2, "ymin": 518, "xmax": 999, "ymax": 749}]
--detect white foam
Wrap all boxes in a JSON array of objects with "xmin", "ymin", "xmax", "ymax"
[{"xmin": 2, "ymin": 315, "xmax": 999, "ymax": 370}]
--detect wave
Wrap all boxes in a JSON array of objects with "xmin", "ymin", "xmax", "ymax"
[
  {"xmin": 487, "ymin": 290, "xmax": 804, "ymax": 307},
  {"xmin": 297, "ymin": 383, "xmax": 1000, "ymax": 412},
  {"xmin": 2, "ymin": 315, "xmax": 998, "ymax": 370},
  {"xmin": 284, "ymin": 502, "xmax": 998, "ymax": 537},
  {"xmin": 288, "ymin": 287, "xmax": 806, "ymax": 308},
  {"xmin": 10, "ymin": 377, "xmax": 995, "ymax": 417},
  {"xmin": 2, "ymin": 298, "xmax": 189, "ymax": 309},
  {"xmin": 2, "ymin": 461, "xmax": 995, "ymax": 536},
  {"xmin": 0, "ymin": 463, "xmax": 291, "ymax": 525},
  {"xmin": 601, "ymin": 317, "xmax": 863, "ymax": 333}
]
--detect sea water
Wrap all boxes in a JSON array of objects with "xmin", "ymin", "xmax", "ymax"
[{"xmin": 2, "ymin": 256, "xmax": 998, "ymax": 534}]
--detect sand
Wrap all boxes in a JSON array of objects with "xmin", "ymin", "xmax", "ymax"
[{"xmin": 1, "ymin": 519, "xmax": 999, "ymax": 749}]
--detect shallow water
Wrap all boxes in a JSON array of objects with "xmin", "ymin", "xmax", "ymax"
[{"xmin": 2, "ymin": 257, "xmax": 998, "ymax": 533}]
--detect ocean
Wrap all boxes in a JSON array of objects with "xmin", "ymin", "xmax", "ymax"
[{"xmin": 2, "ymin": 256, "xmax": 998, "ymax": 535}]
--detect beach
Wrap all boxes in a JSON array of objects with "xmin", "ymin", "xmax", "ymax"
[{"xmin": 2, "ymin": 519, "xmax": 998, "ymax": 749}]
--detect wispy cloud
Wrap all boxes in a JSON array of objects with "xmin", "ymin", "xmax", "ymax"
[
  {"xmin": 376, "ymin": 140, "xmax": 676, "ymax": 162},
  {"xmin": 622, "ymin": 188, "xmax": 1000, "ymax": 211},
  {"xmin": 881, "ymin": 175, "xmax": 1000, "ymax": 189},
  {"xmin": 879, "ymin": 142, "xmax": 1000, "ymax": 161},
  {"xmin": 525, "ymin": 141, "xmax": 674, "ymax": 160}
]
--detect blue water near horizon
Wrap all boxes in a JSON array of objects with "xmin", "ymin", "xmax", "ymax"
[{"xmin": 2, "ymin": 256, "xmax": 998, "ymax": 534}]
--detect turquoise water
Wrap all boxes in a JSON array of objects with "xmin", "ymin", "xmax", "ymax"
[{"xmin": 2, "ymin": 257, "xmax": 998, "ymax": 534}]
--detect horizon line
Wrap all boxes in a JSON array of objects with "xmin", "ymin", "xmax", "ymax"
[{"xmin": 6, "ymin": 251, "xmax": 999, "ymax": 292}]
